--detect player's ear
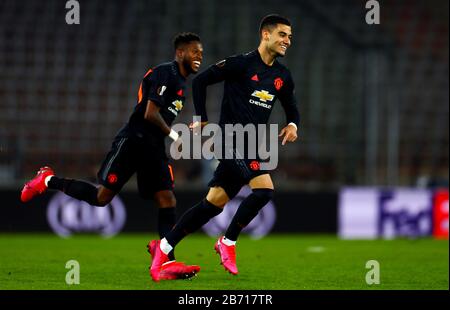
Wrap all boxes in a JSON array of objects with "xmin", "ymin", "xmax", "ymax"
[
  {"xmin": 175, "ymin": 48, "xmax": 184, "ymax": 59},
  {"xmin": 261, "ymin": 29, "xmax": 270, "ymax": 41}
]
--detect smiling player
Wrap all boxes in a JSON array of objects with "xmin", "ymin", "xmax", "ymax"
[
  {"xmin": 20, "ymin": 32, "xmax": 204, "ymax": 280},
  {"xmin": 149, "ymin": 15, "xmax": 300, "ymax": 280}
]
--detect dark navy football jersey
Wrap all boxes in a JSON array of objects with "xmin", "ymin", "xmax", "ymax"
[
  {"xmin": 192, "ymin": 50, "xmax": 299, "ymax": 127},
  {"xmin": 119, "ymin": 61, "xmax": 186, "ymax": 145}
]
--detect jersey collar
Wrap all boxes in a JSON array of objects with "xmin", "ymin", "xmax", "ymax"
[
  {"xmin": 255, "ymin": 49, "xmax": 278, "ymax": 68},
  {"xmin": 173, "ymin": 60, "xmax": 187, "ymax": 81}
]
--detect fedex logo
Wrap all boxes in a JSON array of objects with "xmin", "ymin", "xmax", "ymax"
[
  {"xmin": 378, "ymin": 190, "xmax": 433, "ymax": 238},
  {"xmin": 339, "ymin": 188, "xmax": 446, "ymax": 239}
]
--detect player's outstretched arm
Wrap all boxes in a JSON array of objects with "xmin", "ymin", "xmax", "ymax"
[
  {"xmin": 192, "ymin": 56, "xmax": 245, "ymax": 124},
  {"xmin": 192, "ymin": 67, "xmax": 222, "ymax": 123}
]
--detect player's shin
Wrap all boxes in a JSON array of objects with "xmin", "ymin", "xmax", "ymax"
[
  {"xmin": 164, "ymin": 199, "xmax": 223, "ymax": 248},
  {"xmin": 48, "ymin": 177, "xmax": 101, "ymax": 206},
  {"xmin": 157, "ymin": 207, "xmax": 177, "ymax": 260},
  {"xmin": 225, "ymin": 188, "xmax": 274, "ymax": 241}
]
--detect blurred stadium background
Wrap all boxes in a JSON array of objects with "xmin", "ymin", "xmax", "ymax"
[
  {"xmin": 1, "ymin": 0, "xmax": 448, "ymax": 190},
  {"xmin": 0, "ymin": 0, "xmax": 448, "ymax": 290}
]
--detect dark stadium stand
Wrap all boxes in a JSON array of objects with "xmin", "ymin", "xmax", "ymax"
[{"xmin": 0, "ymin": 0, "xmax": 448, "ymax": 190}]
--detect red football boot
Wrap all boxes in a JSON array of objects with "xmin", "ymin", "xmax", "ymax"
[
  {"xmin": 214, "ymin": 236, "xmax": 238, "ymax": 275},
  {"xmin": 147, "ymin": 241, "xmax": 200, "ymax": 281},
  {"xmin": 20, "ymin": 166, "xmax": 55, "ymax": 202},
  {"xmin": 159, "ymin": 261, "xmax": 200, "ymax": 280},
  {"xmin": 147, "ymin": 240, "xmax": 170, "ymax": 282}
]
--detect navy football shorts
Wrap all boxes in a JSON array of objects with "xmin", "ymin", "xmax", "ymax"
[
  {"xmin": 208, "ymin": 158, "xmax": 268, "ymax": 200},
  {"xmin": 97, "ymin": 135, "xmax": 174, "ymax": 199}
]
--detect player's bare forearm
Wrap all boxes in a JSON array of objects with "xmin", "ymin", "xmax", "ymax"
[
  {"xmin": 144, "ymin": 100, "xmax": 171, "ymax": 136},
  {"xmin": 278, "ymin": 123, "xmax": 298, "ymax": 145}
]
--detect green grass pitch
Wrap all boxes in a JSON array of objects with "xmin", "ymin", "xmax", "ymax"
[{"xmin": 0, "ymin": 233, "xmax": 447, "ymax": 290}]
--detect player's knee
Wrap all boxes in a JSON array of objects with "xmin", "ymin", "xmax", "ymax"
[
  {"xmin": 95, "ymin": 197, "xmax": 111, "ymax": 207},
  {"xmin": 206, "ymin": 197, "xmax": 227, "ymax": 209},
  {"xmin": 95, "ymin": 186, "xmax": 116, "ymax": 207},
  {"xmin": 252, "ymin": 188, "xmax": 274, "ymax": 205},
  {"xmin": 202, "ymin": 199, "xmax": 224, "ymax": 216},
  {"xmin": 206, "ymin": 189, "xmax": 229, "ymax": 208},
  {"xmin": 96, "ymin": 193, "xmax": 113, "ymax": 207},
  {"xmin": 154, "ymin": 192, "xmax": 177, "ymax": 208}
]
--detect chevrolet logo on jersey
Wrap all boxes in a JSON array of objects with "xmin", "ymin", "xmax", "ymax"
[
  {"xmin": 250, "ymin": 90, "xmax": 275, "ymax": 109},
  {"xmin": 173, "ymin": 100, "xmax": 183, "ymax": 111},
  {"xmin": 168, "ymin": 100, "xmax": 183, "ymax": 116},
  {"xmin": 251, "ymin": 90, "xmax": 274, "ymax": 102}
]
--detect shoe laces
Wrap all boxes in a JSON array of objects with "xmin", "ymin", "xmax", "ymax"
[{"xmin": 37, "ymin": 168, "xmax": 49, "ymax": 175}]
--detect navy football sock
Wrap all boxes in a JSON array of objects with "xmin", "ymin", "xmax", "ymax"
[
  {"xmin": 48, "ymin": 177, "xmax": 100, "ymax": 206},
  {"xmin": 165, "ymin": 199, "xmax": 223, "ymax": 247},
  {"xmin": 225, "ymin": 188, "xmax": 273, "ymax": 241},
  {"xmin": 157, "ymin": 207, "xmax": 177, "ymax": 261}
]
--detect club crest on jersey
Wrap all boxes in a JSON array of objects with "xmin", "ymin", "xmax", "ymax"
[
  {"xmin": 251, "ymin": 90, "xmax": 274, "ymax": 102},
  {"xmin": 249, "ymin": 161, "xmax": 260, "ymax": 171},
  {"xmin": 107, "ymin": 173, "xmax": 118, "ymax": 184},
  {"xmin": 274, "ymin": 78, "xmax": 283, "ymax": 91}
]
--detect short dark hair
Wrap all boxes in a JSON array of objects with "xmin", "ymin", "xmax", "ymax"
[
  {"xmin": 259, "ymin": 14, "xmax": 291, "ymax": 36},
  {"xmin": 173, "ymin": 32, "xmax": 201, "ymax": 50}
]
